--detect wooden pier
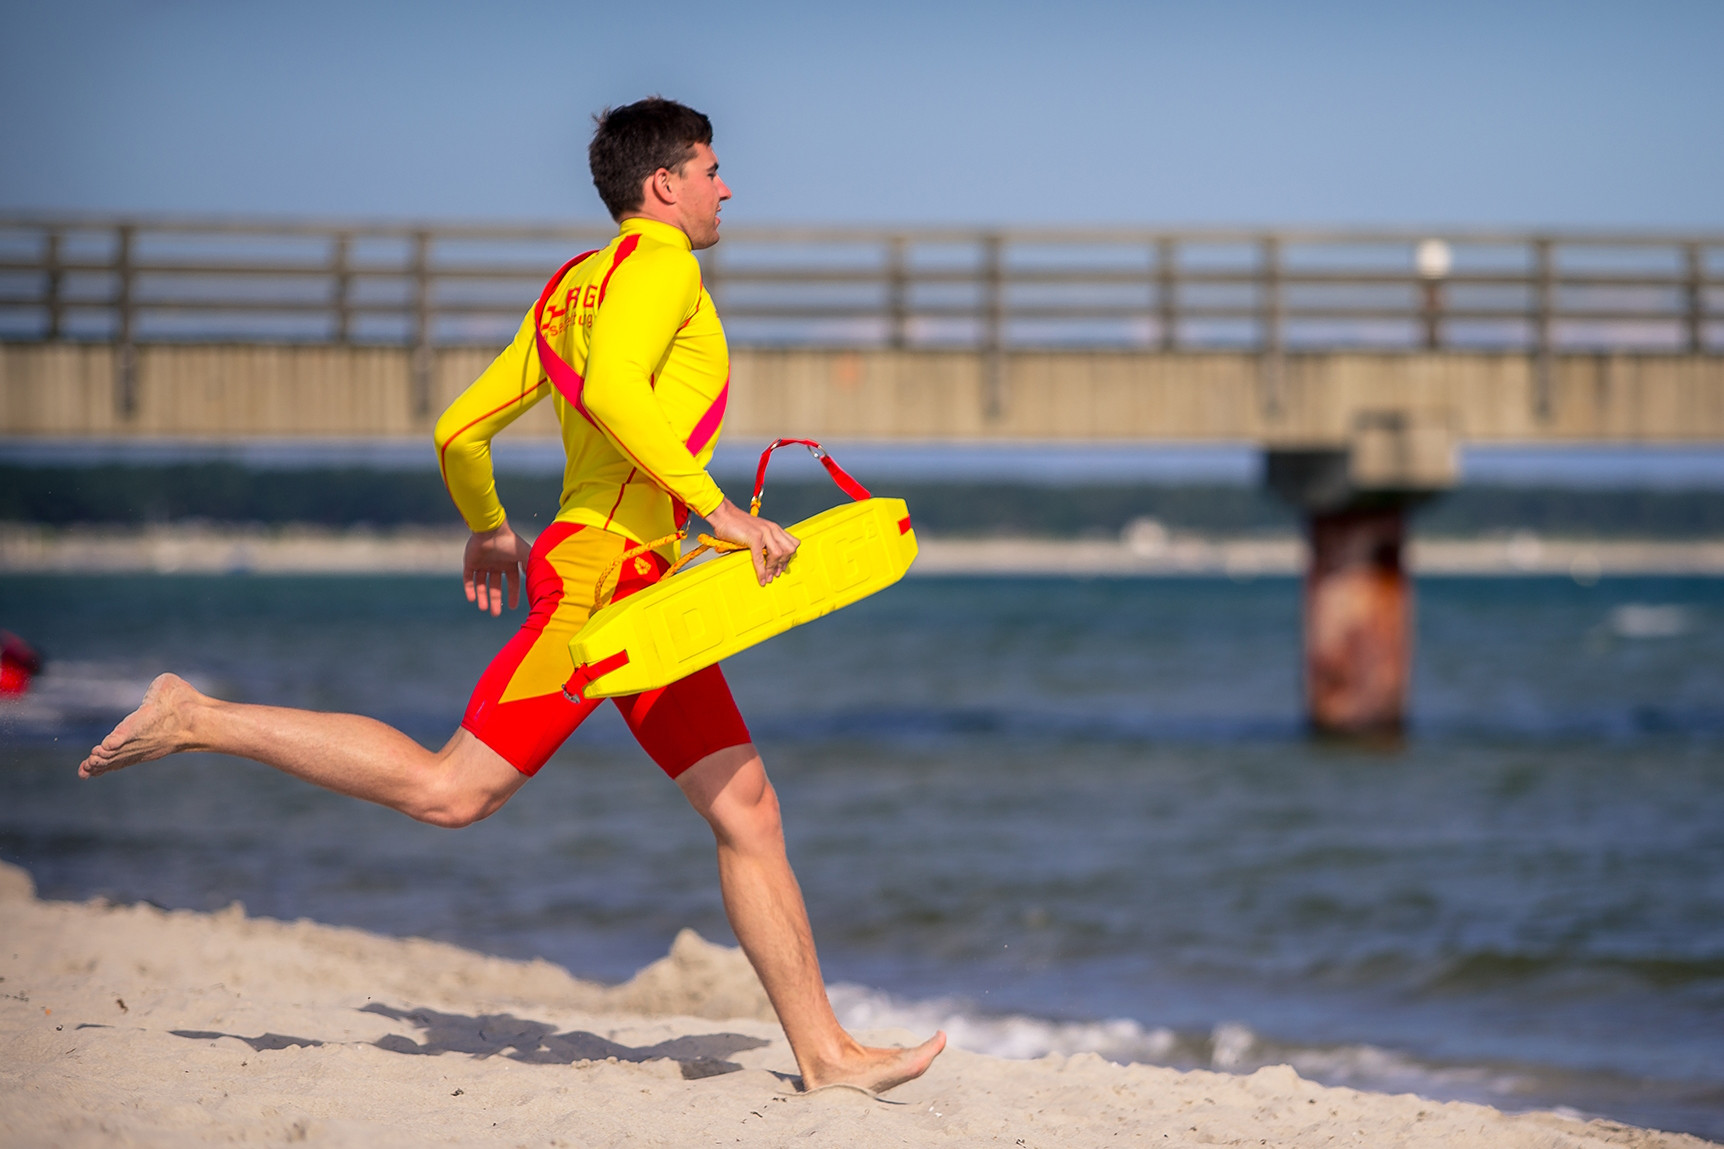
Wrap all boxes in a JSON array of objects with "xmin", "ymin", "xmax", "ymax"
[
  {"xmin": 2, "ymin": 216, "xmax": 1720, "ymax": 446},
  {"xmin": 3, "ymin": 216, "xmax": 1721, "ymax": 733},
  {"xmin": 4, "ymin": 342, "xmax": 1721, "ymax": 446}
]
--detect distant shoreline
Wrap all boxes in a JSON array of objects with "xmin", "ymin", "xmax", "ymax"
[{"xmin": 4, "ymin": 523, "xmax": 1724, "ymax": 577}]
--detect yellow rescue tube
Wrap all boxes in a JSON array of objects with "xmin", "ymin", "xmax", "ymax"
[{"xmin": 569, "ymin": 497, "xmax": 917, "ymax": 698}]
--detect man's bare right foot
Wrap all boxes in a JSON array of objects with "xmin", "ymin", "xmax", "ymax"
[
  {"xmin": 800, "ymin": 1030, "xmax": 947, "ymax": 1095},
  {"xmin": 79, "ymin": 673, "xmax": 202, "ymax": 779}
]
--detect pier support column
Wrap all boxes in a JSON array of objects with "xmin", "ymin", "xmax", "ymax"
[
  {"xmin": 1304, "ymin": 505, "xmax": 1410, "ymax": 733},
  {"xmin": 1266, "ymin": 410, "xmax": 1458, "ymax": 737}
]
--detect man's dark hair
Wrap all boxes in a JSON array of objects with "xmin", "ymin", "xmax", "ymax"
[{"xmin": 589, "ymin": 98, "xmax": 714, "ymax": 220}]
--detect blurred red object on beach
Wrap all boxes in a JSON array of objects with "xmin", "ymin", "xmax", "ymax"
[{"xmin": 0, "ymin": 631, "xmax": 42, "ymax": 695}]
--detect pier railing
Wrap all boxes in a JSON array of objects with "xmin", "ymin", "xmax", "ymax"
[
  {"xmin": 3, "ymin": 217, "xmax": 1719, "ymax": 356},
  {"xmin": 3, "ymin": 216, "xmax": 1720, "ymax": 438}
]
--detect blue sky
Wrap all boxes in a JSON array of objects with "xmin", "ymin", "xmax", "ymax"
[{"xmin": 2, "ymin": 0, "xmax": 1719, "ymax": 228}]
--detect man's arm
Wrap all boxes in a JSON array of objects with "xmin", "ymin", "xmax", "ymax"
[
  {"xmin": 580, "ymin": 246, "xmax": 726, "ymax": 520},
  {"xmin": 434, "ymin": 314, "xmax": 548, "ymax": 610}
]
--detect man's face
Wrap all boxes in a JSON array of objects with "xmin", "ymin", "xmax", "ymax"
[{"xmin": 666, "ymin": 142, "xmax": 730, "ymax": 250}]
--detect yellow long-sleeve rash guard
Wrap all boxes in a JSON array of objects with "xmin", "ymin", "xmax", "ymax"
[{"xmin": 433, "ymin": 217, "xmax": 729, "ymax": 556}]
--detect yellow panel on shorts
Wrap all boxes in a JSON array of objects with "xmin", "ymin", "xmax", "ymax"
[{"xmin": 498, "ymin": 528, "xmax": 628, "ymax": 705}]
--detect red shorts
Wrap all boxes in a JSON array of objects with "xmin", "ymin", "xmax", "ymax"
[{"xmin": 462, "ymin": 522, "xmax": 752, "ymax": 779}]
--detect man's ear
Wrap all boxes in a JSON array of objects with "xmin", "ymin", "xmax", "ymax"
[{"xmin": 647, "ymin": 167, "xmax": 677, "ymax": 207}]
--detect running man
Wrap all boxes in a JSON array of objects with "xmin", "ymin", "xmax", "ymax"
[{"xmin": 79, "ymin": 97, "xmax": 945, "ymax": 1095}]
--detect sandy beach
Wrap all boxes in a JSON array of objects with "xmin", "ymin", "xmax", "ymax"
[{"xmin": 0, "ymin": 861, "xmax": 1711, "ymax": 1148}]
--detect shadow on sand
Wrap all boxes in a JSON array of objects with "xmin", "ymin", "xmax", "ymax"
[{"xmin": 173, "ymin": 1003, "xmax": 772, "ymax": 1080}]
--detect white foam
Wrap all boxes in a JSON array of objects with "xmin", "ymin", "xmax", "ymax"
[
  {"xmin": 829, "ymin": 989, "xmax": 1538, "ymax": 1109},
  {"xmin": 828, "ymin": 983, "xmax": 1176, "ymax": 1062},
  {"xmin": 1204, "ymin": 1022, "xmax": 1535, "ymax": 1103},
  {"xmin": 1209, "ymin": 1021, "xmax": 1256, "ymax": 1069},
  {"xmin": 1279, "ymin": 1036, "xmax": 1531, "ymax": 1099}
]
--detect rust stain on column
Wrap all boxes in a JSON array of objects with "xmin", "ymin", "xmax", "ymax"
[{"xmin": 1304, "ymin": 506, "xmax": 1410, "ymax": 734}]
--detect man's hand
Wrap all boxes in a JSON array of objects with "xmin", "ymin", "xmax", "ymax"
[
  {"xmin": 704, "ymin": 499, "xmax": 799, "ymax": 586},
  {"xmin": 464, "ymin": 521, "xmax": 533, "ymax": 616}
]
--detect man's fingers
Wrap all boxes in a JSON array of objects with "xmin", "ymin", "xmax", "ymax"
[
  {"xmin": 464, "ymin": 560, "xmax": 523, "ymax": 614},
  {"xmin": 762, "ymin": 526, "xmax": 798, "ymax": 579},
  {"xmin": 461, "ymin": 523, "xmax": 529, "ymax": 616},
  {"xmin": 744, "ymin": 523, "xmax": 795, "ymax": 583},
  {"xmin": 750, "ymin": 540, "xmax": 769, "ymax": 586},
  {"xmin": 705, "ymin": 502, "xmax": 803, "ymax": 585}
]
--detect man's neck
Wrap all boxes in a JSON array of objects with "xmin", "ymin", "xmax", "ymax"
[{"xmin": 618, "ymin": 209, "xmax": 687, "ymax": 238}]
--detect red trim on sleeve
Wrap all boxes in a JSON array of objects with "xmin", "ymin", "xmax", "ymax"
[{"xmin": 437, "ymin": 384, "xmax": 547, "ymax": 493}]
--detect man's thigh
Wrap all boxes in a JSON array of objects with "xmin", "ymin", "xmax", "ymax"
[{"xmin": 613, "ymin": 663, "xmax": 753, "ymax": 781}]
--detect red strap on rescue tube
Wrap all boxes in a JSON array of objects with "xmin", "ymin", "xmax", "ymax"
[
  {"xmin": 531, "ymin": 246, "xmax": 730, "ymax": 455},
  {"xmin": 751, "ymin": 438, "xmax": 872, "ymax": 512},
  {"xmin": 562, "ymin": 648, "xmax": 631, "ymax": 703}
]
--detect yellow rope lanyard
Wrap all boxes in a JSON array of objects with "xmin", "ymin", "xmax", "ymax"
[
  {"xmin": 590, "ymin": 527, "xmax": 750, "ymax": 616},
  {"xmin": 587, "ymin": 438, "xmax": 870, "ymax": 617}
]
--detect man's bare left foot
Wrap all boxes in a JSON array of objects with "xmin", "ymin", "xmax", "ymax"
[
  {"xmin": 79, "ymin": 673, "xmax": 203, "ymax": 778},
  {"xmin": 801, "ymin": 1030, "xmax": 947, "ymax": 1095}
]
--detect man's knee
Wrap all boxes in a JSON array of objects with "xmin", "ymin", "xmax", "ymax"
[
  {"xmin": 677, "ymin": 744, "xmax": 786, "ymax": 846},
  {"xmin": 410, "ymin": 734, "xmax": 526, "ymax": 828},
  {"xmin": 708, "ymin": 773, "xmax": 784, "ymax": 849},
  {"xmin": 412, "ymin": 784, "xmax": 503, "ymax": 829}
]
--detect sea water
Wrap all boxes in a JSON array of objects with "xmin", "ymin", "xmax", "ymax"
[{"xmin": 1, "ymin": 573, "xmax": 1720, "ymax": 1138}]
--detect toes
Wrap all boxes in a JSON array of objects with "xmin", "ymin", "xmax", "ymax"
[{"xmin": 802, "ymin": 1037, "xmax": 947, "ymax": 1096}]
